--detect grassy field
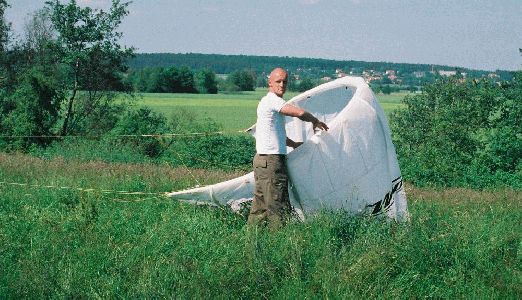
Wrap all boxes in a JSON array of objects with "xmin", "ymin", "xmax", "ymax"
[
  {"xmin": 137, "ymin": 89, "xmax": 407, "ymax": 131},
  {"xmin": 1, "ymin": 152, "xmax": 520, "ymax": 298},
  {"xmin": 2, "ymin": 89, "xmax": 519, "ymax": 298}
]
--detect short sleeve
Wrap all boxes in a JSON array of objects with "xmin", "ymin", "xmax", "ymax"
[{"xmin": 271, "ymin": 96, "xmax": 286, "ymax": 112}]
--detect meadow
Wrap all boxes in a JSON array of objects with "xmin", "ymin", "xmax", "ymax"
[
  {"xmin": 137, "ymin": 89, "xmax": 406, "ymax": 131},
  {"xmin": 1, "ymin": 90, "xmax": 520, "ymax": 298},
  {"xmin": 0, "ymin": 153, "xmax": 520, "ymax": 298}
]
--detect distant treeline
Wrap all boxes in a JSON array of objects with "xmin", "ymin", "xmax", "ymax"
[
  {"xmin": 127, "ymin": 53, "xmax": 514, "ymax": 86},
  {"xmin": 126, "ymin": 67, "xmax": 261, "ymax": 93},
  {"xmin": 126, "ymin": 66, "xmax": 316, "ymax": 93},
  {"xmin": 127, "ymin": 67, "xmax": 216, "ymax": 94}
]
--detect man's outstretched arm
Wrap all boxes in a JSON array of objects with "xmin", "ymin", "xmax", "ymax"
[{"xmin": 280, "ymin": 104, "xmax": 329, "ymax": 131}]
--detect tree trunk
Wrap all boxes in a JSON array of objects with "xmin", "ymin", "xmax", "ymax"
[{"xmin": 61, "ymin": 59, "xmax": 79, "ymax": 136}]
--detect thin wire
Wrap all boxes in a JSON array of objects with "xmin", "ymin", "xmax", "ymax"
[
  {"xmin": 0, "ymin": 130, "xmax": 254, "ymax": 193},
  {"xmin": 0, "ymin": 181, "xmax": 169, "ymax": 196},
  {"xmin": 0, "ymin": 130, "xmax": 248, "ymax": 139}
]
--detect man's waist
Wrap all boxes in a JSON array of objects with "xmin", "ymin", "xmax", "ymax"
[{"xmin": 257, "ymin": 153, "xmax": 286, "ymax": 157}]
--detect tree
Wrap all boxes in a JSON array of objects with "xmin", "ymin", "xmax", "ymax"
[
  {"xmin": 381, "ymin": 84, "xmax": 392, "ymax": 94},
  {"xmin": 0, "ymin": 0, "xmax": 10, "ymax": 87},
  {"xmin": 227, "ymin": 69, "xmax": 255, "ymax": 91},
  {"xmin": 157, "ymin": 66, "xmax": 196, "ymax": 93},
  {"xmin": 0, "ymin": 1, "xmax": 63, "ymax": 150},
  {"xmin": 23, "ymin": 8, "xmax": 54, "ymax": 55},
  {"xmin": 0, "ymin": 66, "xmax": 63, "ymax": 150},
  {"xmin": 298, "ymin": 77, "xmax": 315, "ymax": 92},
  {"xmin": 195, "ymin": 68, "xmax": 218, "ymax": 94},
  {"xmin": 256, "ymin": 72, "xmax": 267, "ymax": 88},
  {"xmin": 0, "ymin": 0, "xmax": 8, "ymax": 54},
  {"xmin": 45, "ymin": 0, "xmax": 134, "ymax": 135}
]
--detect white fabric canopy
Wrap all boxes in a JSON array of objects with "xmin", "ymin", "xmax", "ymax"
[{"xmin": 168, "ymin": 76, "xmax": 409, "ymax": 221}]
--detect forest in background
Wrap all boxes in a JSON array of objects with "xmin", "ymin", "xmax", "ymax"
[
  {"xmin": 129, "ymin": 53, "xmax": 514, "ymax": 82},
  {"xmin": 124, "ymin": 52, "xmax": 515, "ymax": 94}
]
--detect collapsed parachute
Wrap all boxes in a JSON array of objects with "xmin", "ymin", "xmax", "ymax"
[{"xmin": 168, "ymin": 76, "xmax": 409, "ymax": 222}]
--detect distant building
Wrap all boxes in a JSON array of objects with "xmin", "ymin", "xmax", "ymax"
[
  {"xmin": 321, "ymin": 76, "xmax": 332, "ymax": 82},
  {"xmin": 413, "ymin": 71, "xmax": 425, "ymax": 78},
  {"xmin": 439, "ymin": 70, "xmax": 457, "ymax": 77},
  {"xmin": 362, "ymin": 69, "xmax": 385, "ymax": 83}
]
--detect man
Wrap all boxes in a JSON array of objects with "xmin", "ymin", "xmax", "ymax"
[{"xmin": 247, "ymin": 68, "xmax": 329, "ymax": 229}]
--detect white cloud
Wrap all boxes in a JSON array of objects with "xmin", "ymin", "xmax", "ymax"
[
  {"xmin": 300, "ymin": 0, "xmax": 321, "ymax": 5},
  {"xmin": 77, "ymin": 0, "xmax": 113, "ymax": 9}
]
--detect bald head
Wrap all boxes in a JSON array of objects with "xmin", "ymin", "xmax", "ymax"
[{"xmin": 268, "ymin": 68, "xmax": 288, "ymax": 97}]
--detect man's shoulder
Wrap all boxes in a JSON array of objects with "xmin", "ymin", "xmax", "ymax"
[{"xmin": 261, "ymin": 92, "xmax": 285, "ymax": 104}]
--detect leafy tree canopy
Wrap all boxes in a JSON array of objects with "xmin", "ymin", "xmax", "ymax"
[
  {"xmin": 45, "ymin": 0, "xmax": 134, "ymax": 135},
  {"xmin": 390, "ymin": 74, "xmax": 522, "ymax": 189}
]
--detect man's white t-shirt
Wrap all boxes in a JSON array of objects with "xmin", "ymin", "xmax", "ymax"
[{"xmin": 256, "ymin": 92, "xmax": 287, "ymax": 154}]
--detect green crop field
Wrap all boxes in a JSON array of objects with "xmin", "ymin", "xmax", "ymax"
[{"xmin": 137, "ymin": 89, "xmax": 407, "ymax": 131}]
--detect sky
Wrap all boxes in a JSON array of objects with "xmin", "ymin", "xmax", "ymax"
[{"xmin": 6, "ymin": 0, "xmax": 522, "ymax": 71}]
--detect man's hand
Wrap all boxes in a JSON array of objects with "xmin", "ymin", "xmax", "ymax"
[{"xmin": 313, "ymin": 120, "xmax": 329, "ymax": 131}]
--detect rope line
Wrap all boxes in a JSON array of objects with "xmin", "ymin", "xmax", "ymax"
[
  {"xmin": 0, "ymin": 181, "xmax": 170, "ymax": 196},
  {"xmin": 0, "ymin": 130, "xmax": 248, "ymax": 139},
  {"xmin": 0, "ymin": 130, "xmax": 254, "ymax": 194}
]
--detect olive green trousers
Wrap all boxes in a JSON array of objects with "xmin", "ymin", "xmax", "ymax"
[{"xmin": 247, "ymin": 154, "xmax": 292, "ymax": 230}]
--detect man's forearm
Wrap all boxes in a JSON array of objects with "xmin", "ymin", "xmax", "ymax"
[
  {"xmin": 286, "ymin": 137, "xmax": 296, "ymax": 148},
  {"xmin": 280, "ymin": 104, "xmax": 329, "ymax": 131},
  {"xmin": 297, "ymin": 111, "xmax": 319, "ymax": 124},
  {"xmin": 286, "ymin": 137, "xmax": 303, "ymax": 149}
]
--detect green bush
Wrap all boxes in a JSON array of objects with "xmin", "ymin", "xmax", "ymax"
[
  {"xmin": 111, "ymin": 108, "xmax": 173, "ymax": 158},
  {"xmin": 28, "ymin": 106, "xmax": 255, "ymax": 171},
  {"xmin": 169, "ymin": 134, "xmax": 255, "ymax": 170},
  {"xmin": 390, "ymin": 74, "xmax": 522, "ymax": 188},
  {"xmin": 0, "ymin": 67, "xmax": 62, "ymax": 151},
  {"xmin": 160, "ymin": 108, "xmax": 254, "ymax": 170}
]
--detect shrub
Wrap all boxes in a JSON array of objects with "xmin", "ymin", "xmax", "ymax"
[
  {"xmin": 0, "ymin": 67, "xmax": 62, "ymax": 151},
  {"xmin": 110, "ymin": 108, "xmax": 173, "ymax": 158},
  {"xmin": 169, "ymin": 134, "xmax": 255, "ymax": 170},
  {"xmin": 390, "ymin": 74, "xmax": 522, "ymax": 189}
]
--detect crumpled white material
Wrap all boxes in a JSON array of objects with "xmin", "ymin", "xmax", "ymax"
[{"xmin": 168, "ymin": 76, "xmax": 409, "ymax": 222}]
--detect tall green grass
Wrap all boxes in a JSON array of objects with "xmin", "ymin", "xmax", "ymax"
[{"xmin": 1, "ymin": 153, "xmax": 520, "ymax": 298}]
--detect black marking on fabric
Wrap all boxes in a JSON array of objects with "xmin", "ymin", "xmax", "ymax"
[{"xmin": 366, "ymin": 177, "xmax": 403, "ymax": 216}]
